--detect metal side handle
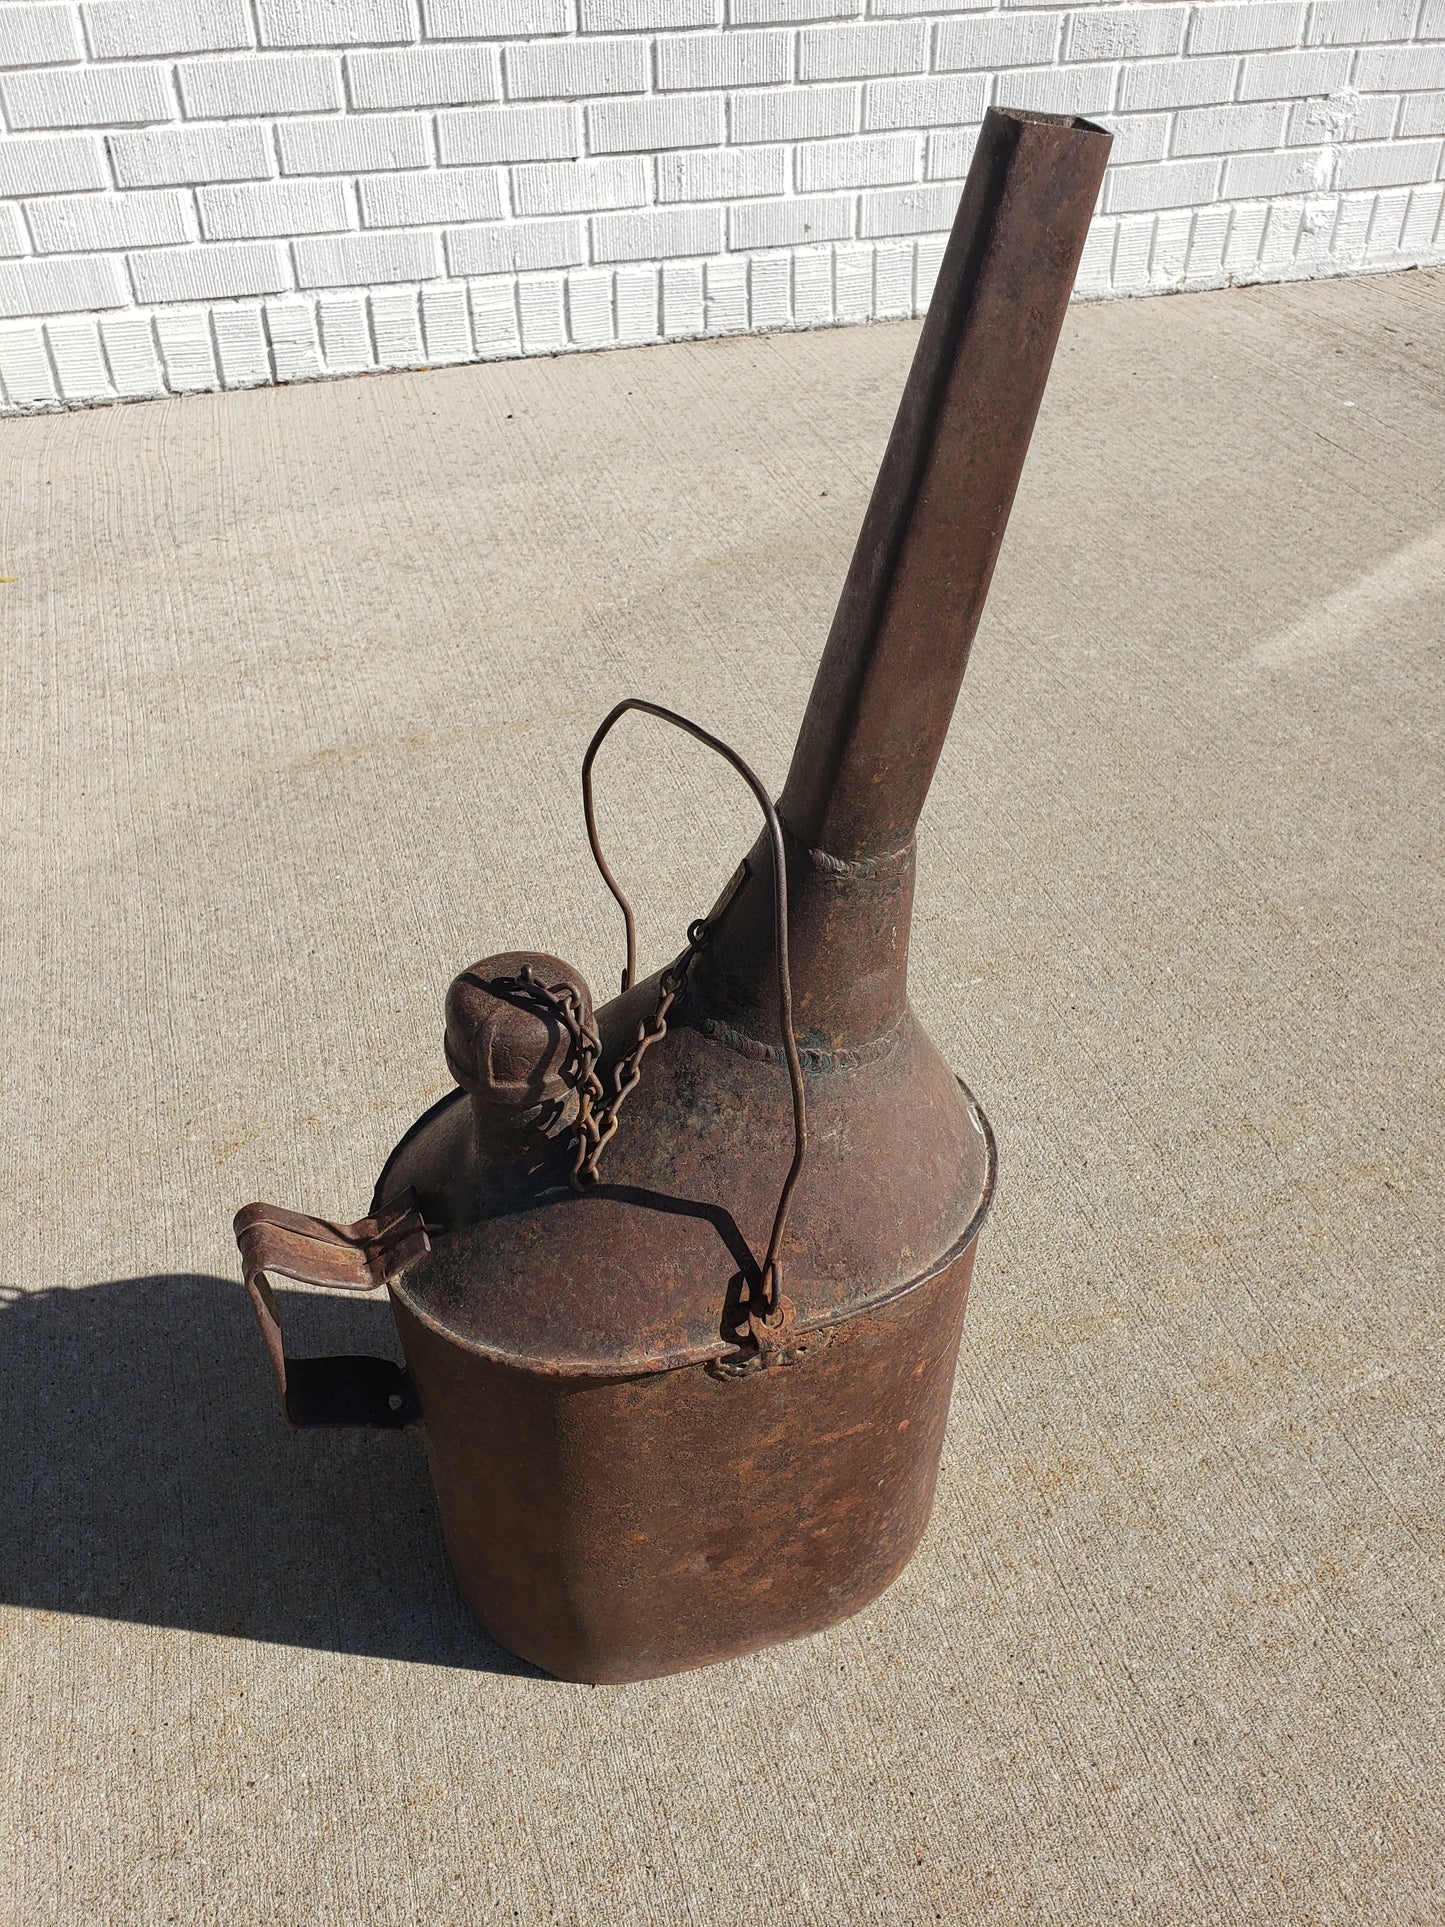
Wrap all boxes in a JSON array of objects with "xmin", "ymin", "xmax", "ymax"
[{"xmin": 233, "ymin": 1191, "xmax": 430, "ymax": 1428}]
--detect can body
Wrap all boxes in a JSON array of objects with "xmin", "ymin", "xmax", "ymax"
[{"xmin": 393, "ymin": 1235, "xmax": 979, "ymax": 1683}]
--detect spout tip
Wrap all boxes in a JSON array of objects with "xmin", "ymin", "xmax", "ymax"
[{"xmin": 986, "ymin": 104, "xmax": 1114, "ymax": 145}]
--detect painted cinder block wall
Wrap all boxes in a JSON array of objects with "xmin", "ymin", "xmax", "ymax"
[{"xmin": 0, "ymin": 0, "xmax": 1441, "ymax": 411}]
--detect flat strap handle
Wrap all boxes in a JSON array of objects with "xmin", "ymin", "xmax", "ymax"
[{"xmin": 234, "ymin": 1191, "xmax": 430, "ymax": 1428}]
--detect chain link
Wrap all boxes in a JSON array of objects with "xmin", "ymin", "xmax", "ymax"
[{"xmin": 492, "ymin": 916, "xmax": 711, "ymax": 1190}]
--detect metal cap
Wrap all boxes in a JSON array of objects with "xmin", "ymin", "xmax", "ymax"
[{"xmin": 444, "ymin": 952, "xmax": 593, "ymax": 1113}]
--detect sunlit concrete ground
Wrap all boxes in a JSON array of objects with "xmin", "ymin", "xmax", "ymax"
[{"xmin": 2, "ymin": 266, "xmax": 1441, "ymax": 1924}]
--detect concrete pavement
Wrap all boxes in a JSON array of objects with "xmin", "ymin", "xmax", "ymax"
[{"xmin": 1, "ymin": 267, "xmax": 1442, "ymax": 1923}]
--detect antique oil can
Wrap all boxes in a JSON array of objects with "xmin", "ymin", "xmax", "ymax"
[{"xmin": 235, "ymin": 108, "xmax": 1112, "ymax": 1682}]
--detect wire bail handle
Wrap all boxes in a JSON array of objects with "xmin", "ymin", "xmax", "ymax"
[{"xmin": 581, "ymin": 699, "xmax": 808, "ymax": 1313}]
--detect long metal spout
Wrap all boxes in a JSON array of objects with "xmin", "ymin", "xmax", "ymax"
[
  {"xmin": 686, "ymin": 107, "xmax": 1111, "ymax": 1054},
  {"xmin": 778, "ymin": 107, "xmax": 1112, "ymax": 864}
]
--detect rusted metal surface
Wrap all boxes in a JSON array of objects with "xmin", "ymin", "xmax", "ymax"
[
  {"xmin": 232, "ymin": 106, "xmax": 1112, "ymax": 1682},
  {"xmin": 395, "ymin": 1221, "xmax": 987, "ymax": 1684}
]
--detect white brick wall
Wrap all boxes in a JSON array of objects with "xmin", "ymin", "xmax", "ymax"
[{"xmin": 0, "ymin": 1, "xmax": 1442, "ymax": 411}]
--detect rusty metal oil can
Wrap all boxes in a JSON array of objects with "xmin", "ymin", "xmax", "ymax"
[{"xmin": 234, "ymin": 108, "xmax": 1112, "ymax": 1683}]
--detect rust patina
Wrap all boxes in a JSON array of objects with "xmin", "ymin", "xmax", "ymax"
[{"xmin": 234, "ymin": 108, "xmax": 1113, "ymax": 1682}]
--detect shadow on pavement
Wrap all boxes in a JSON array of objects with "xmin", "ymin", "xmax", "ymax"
[{"xmin": 0, "ymin": 1271, "xmax": 545, "ymax": 1676}]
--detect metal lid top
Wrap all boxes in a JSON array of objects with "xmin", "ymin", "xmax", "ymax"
[{"xmin": 382, "ymin": 1011, "xmax": 994, "ymax": 1380}]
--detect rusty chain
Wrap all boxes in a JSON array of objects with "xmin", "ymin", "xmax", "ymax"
[{"xmin": 490, "ymin": 914, "xmax": 711, "ymax": 1191}]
